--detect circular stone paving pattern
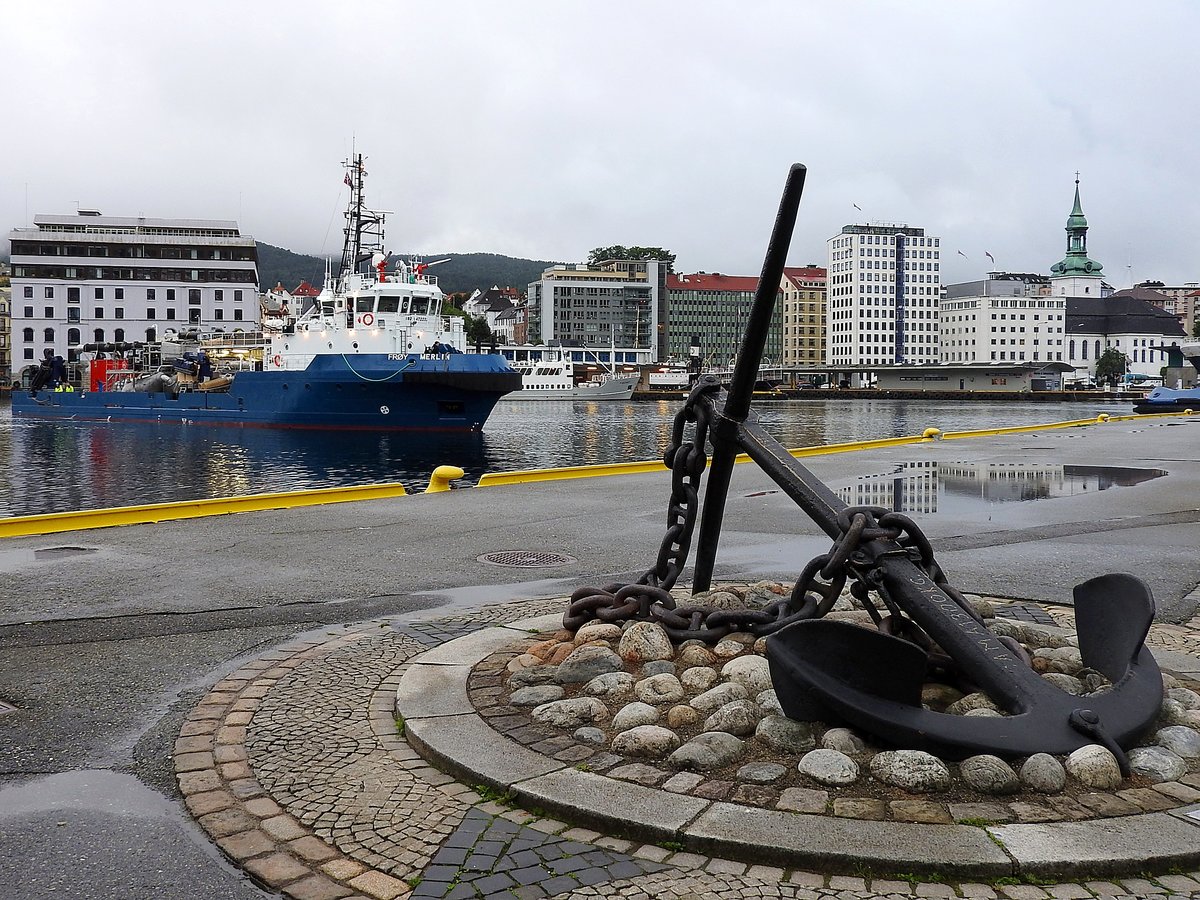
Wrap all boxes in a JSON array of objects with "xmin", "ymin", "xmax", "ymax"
[{"xmin": 465, "ymin": 619, "xmax": 1200, "ymax": 826}]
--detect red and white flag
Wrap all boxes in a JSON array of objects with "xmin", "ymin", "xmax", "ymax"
[{"xmin": 344, "ymin": 173, "xmax": 352, "ymax": 187}]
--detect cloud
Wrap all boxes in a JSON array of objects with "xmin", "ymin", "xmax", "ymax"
[{"xmin": 4, "ymin": 0, "xmax": 1197, "ymax": 287}]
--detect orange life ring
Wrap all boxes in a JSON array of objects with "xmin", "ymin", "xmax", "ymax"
[
  {"xmin": 361, "ymin": 312, "xmax": 374, "ymax": 327},
  {"xmin": 272, "ymin": 354, "xmax": 282, "ymax": 367}
]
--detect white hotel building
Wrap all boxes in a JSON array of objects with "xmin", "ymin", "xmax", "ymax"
[
  {"xmin": 825, "ymin": 224, "xmax": 941, "ymax": 382},
  {"xmin": 7, "ymin": 212, "xmax": 258, "ymax": 379},
  {"xmin": 939, "ymin": 273, "xmax": 1067, "ymax": 364}
]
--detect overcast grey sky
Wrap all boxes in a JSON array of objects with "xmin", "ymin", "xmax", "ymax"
[{"xmin": 5, "ymin": 1, "xmax": 1196, "ymax": 287}]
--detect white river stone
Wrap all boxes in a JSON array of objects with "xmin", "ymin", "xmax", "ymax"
[
  {"xmin": 680, "ymin": 666, "xmax": 718, "ymax": 693},
  {"xmin": 1064, "ymin": 744, "xmax": 1122, "ymax": 790},
  {"xmin": 869, "ymin": 750, "xmax": 952, "ymax": 793},
  {"xmin": 959, "ymin": 755, "xmax": 1020, "ymax": 794},
  {"xmin": 1156, "ymin": 725, "xmax": 1200, "ymax": 760},
  {"xmin": 634, "ymin": 673, "xmax": 685, "ymax": 705},
  {"xmin": 797, "ymin": 749, "xmax": 859, "ymax": 786},
  {"xmin": 581, "ymin": 672, "xmax": 634, "ymax": 699},
  {"xmin": 703, "ymin": 699, "xmax": 763, "ymax": 737},
  {"xmin": 668, "ymin": 732, "xmax": 745, "ymax": 770},
  {"xmin": 611, "ymin": 701, "xmax": 660, "ymax": 731},
  {"xmin": 1019, "ymin": 753, "xmax": 1066, "ymax": 793},
  {"xmin": 690, "ymin": 682, "xmax": 749, "ymax": 713},
  {"xmin": 1128, "ymin": 746, "xmax": 1187, "ymax": 783},
  {"xmin": 618, "ymin": 622, "xmax": 675, "ymax": 664},
  {"xmin": 611, "ymin": 724, "xmax": 680, "ymax": 758},
  {"xmin": 721, "ymin": 655, "xmax": 773, "ymax": 694},
  {"xmin": 531, "ymin": 697, "xmax": 609, "ymax": 728}
]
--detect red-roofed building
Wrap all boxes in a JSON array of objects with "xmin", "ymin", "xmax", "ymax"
[
  {"xmin": 781, "ymin": 266, "xmax": 827, "ymax": 367},
  {"xmin": 665, "ymin": 272, "xmax": 784, "ymax": 364},
  {"xmin": 292, "ymin": 281, "xmax": 320, "ymax": 298}
]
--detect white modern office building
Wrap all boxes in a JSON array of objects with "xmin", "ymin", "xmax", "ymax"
[
  {"xmin": 825, "ymin": 224, "xmax": 941, "ymax": 383},
  {"xmin": 7, "ymin": 211, "xmax": 258, "ymax": 378}
]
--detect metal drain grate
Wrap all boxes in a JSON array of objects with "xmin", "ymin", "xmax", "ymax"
[
  {"xmin": 993, "ymin": 603, "xmax": 1059, "ymax": 626},
  {"xmin": 477, "ymin": 550, "xmax": 577, "ymax": 568}
]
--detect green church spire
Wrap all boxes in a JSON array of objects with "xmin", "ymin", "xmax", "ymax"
[{"xmin": 1051, "ymin": 173, "xmax": 1103, "ymax": 277}]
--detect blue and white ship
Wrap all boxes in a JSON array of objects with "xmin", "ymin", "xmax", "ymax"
[{"xmin": 12, "ymin": 155, "xmax": 521, "ymax": 431}]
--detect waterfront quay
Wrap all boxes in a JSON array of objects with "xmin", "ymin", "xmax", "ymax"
[{"xmin": 3, "ymin": 414, "xmax": 1200, "ymax": 899}]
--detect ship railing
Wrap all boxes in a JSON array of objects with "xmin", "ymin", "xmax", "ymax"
[{"xmin": 200, "ymin": 330, "xmax": 266, "ymax": 348}]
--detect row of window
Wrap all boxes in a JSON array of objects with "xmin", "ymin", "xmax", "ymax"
[
  {"xmin": 12, "ymin": 266, "xmax": 256, "ymax": 283},
  {"xmin": 11, "ymin": 241, "xmax": 255, "ymax": 262},
  {"xmin": 22, "ymin": 285, "xmax": 246, "ymax": 303},
  {"xmin": 21, "ymin": 305, "xmax": 244, "ymax": 322}
]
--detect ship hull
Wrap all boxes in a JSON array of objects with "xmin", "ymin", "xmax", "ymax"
[{"xmin": 12, "ymin": 354, "xmax": 522, "ymax": 431}]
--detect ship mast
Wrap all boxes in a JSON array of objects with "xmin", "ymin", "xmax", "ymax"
[{"xmin": 338, "ymin": 153, "xmax": 386, "ymax": 282}]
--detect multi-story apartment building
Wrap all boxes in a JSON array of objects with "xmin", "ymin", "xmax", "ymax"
[
  {"xmin": 825, "ymin": 224, "xmax": 942, "ymax": 380},
  {"xmin": 7, "ymin": 211, "xmax": 258, "ymax": 378},
  {"xmin": 780, "ymin": 266, "xmax": 826, "ymax": 367},
  {"xmin": 1129, "ymin": 281, "xmax": 1200, "ymax": 335},
  {"xmin": 526, "ymin": 258, "xmax": 665, "ymax": 361},
  {"xmin": 664, "ymin": 272, "xmax": 784, "ymax": 366}
]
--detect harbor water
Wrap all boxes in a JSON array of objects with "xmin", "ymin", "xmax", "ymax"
[{"xmin": 0, "ymin": 395, "xmax": 1136, "ymax": 518}]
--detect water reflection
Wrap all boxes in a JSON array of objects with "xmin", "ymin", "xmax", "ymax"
[
  {"xmin": 842, "ymin": 462, "xmax": 1167, "ymax": 516},
  {"xmin": 0, "ymin": 396, "xmax": 1136, "ymax": 517}
]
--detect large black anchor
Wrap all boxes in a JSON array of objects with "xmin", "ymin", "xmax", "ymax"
[{"xmin": 574, "ymin": 163, "xmax": 1162, "ymax": 764}]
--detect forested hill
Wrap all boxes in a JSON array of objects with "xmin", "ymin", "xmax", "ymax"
[{"xmin": 256, "ymin": 242, "xmax": 559, "ymax": 295}]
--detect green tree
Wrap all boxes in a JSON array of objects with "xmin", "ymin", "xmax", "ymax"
[
  {"xmin": 464, "ymin": 314, "xmax": 494, "ymax": 347},
  {"xmin": 1192, "ymin": 319, "xmax": 1200, "ymax": 338},
  {"xmin": 587, "ymin": 245, "xmax": 677, "ymax": 269},
  {"xmin": 1094, "ymin": 347, "xmax": 1129, "ymax": 386}
]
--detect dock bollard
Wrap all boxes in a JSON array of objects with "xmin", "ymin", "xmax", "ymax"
[
  {"xmin": 424, "ymin": 465, "xmax": 465, "ymax": 493},
  {"xmin": 922, "ymin": 427, "xmax": 942, "ymax": 439}
]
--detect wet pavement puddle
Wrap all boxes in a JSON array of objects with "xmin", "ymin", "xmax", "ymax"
[{"xmin": 843, "ymin": 462, "xmax": 1167, "ymax": 516}]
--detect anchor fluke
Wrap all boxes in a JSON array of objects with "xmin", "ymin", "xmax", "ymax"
[
  {"xmin": 1073, "ymin": 573, "xmax": 1156, "ymax": 682},
  {"xmin": 768, "ymin": 619, "xmax": 927, "ymax": 723}
]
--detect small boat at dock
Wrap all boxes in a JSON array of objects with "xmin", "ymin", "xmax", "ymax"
[{"xmin": 504, "ymin": 345, "xmax": 637, "ymax": 401}]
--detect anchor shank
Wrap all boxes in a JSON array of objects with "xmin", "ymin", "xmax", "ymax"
[
  {"xmin": 736, "ymin": 415, "xmax": 847, "ymax": 539},
  {"xmin": 873, "ymin": 552, "xmax": 1050, "ymax": 709},
  {"xmin": 692, "ymin": 163, "xmax": 808, "ymax": 592}
]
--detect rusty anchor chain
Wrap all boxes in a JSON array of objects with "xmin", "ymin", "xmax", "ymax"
[{"xmin": 561, "ymin": 163, "xmax": 1163, "ymax": 762}]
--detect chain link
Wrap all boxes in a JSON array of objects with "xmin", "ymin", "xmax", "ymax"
[{"xmin": 564, "ymin": 445, "xmax": 978, "ymax": 652}]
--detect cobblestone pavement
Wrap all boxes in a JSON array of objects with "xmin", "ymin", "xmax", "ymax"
[{"xmin": 176, "ymin": 597, "xmax": 1200, "ymax": 900}]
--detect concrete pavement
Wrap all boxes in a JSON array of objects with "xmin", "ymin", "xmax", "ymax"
[{"xmin": 3, "ymin": 414, "xmax": 1200, "ymax": 898}]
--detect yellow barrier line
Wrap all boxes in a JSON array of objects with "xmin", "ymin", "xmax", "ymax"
[
  {"xmin": 940, "ymin": 408, "xmax": 1196, "ymax": 440},
  {"xmin": 0, "ymin": 482, "xmax": 408, "ymax": 539}
]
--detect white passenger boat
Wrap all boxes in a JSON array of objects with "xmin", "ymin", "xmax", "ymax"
[{"xmin": 505, "ymin": 347, "xmax": 637, "ymax": 401}]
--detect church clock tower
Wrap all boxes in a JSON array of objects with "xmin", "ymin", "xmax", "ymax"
[{"xmin": 1050, "ymin": 175, "xmax": 1107, "ymax": 297}]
